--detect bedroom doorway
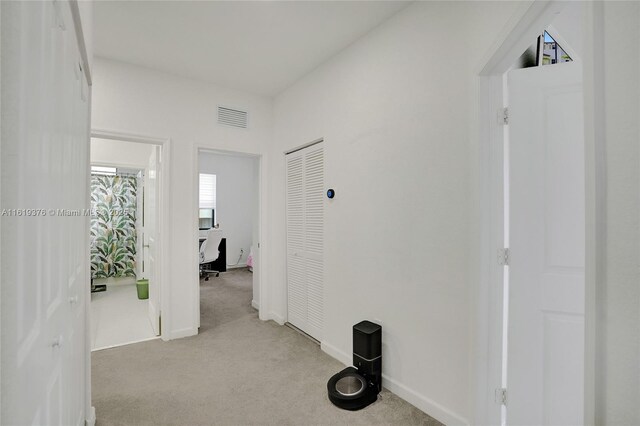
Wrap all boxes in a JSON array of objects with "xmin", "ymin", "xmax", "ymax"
[
  {"xmin": 196, "ymin": 149, "xmax": 261, "ymax": 329},
  {"xmin": 89, "ymin": 135, "xmax": 166, "ymax": 350}
]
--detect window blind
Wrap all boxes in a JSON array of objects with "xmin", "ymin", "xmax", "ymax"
[{"xmin": 199, "ymin": 173, "xmax": 216, "ymax": 209}]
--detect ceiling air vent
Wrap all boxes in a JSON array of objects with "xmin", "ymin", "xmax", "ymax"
[{"xmin": 218, "ymin": 106, "xmax": 248, "ymax": 129}]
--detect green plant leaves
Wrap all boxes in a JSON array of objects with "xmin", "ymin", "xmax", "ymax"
[{"xmin": 90, "ymin": 174, "xmax": 138, "ymax": 279}]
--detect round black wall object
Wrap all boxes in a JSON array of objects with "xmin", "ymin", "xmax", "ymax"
[{"xmin": 327, "ymin": 189, "xmax": 335, "ymax": 199}]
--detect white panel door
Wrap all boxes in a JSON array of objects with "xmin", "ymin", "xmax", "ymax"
[
  {"xmin": 1, "ymin": 1, "xmax": 90, "ymax": 425},
  {"xmin": 507, "ymin": 61, "xmax": 585, "ymax": 425},
  {"xmin": 286, "ymin": 143, "xmax": 324, "ymax": 340},
  {"xmin": 145, "ymin": 146, "xmax": 161, "ymax": 335}
]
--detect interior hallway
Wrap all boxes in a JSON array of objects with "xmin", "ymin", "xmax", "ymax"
[{"xmin": 92, "ymin": 268, "xmax": 441, "ymax": 425}]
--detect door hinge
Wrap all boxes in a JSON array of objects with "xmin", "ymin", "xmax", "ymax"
[
  {"xmin": 495, "ymin": 388, "xmax": 507, "ymax": 405},
  {"xmin": 498, "ymin": 107, "xmax": 509, "ymax": 125},
  {"xmin": 498, "ymin": 248, "xmax": 510, "ymax": 266}
]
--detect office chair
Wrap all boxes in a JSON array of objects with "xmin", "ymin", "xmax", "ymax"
[{"xmin": 199, "ymin": 228, "xmax": 223, "ymax": 281}]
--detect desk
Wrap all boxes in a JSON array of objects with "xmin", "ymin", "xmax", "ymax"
[{"xmin": 199, "ymin": 237, "xmax": 227, "ymax": 273}]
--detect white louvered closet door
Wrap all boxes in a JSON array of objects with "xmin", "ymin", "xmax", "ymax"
[{"xmin": 286, "ymin": 143, "xmax": 324, "ymax": 341}]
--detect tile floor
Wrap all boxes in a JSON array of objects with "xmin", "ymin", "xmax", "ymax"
[{"xmin": 90, "ymin": 284, "xmax": 158, "ymax": 351}]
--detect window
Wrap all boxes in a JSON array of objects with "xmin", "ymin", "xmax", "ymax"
[
  {"xmin": 199, "ymin": 173, "xmax": 216, "ymax": 229},
  {"xmin": 541, "ymin": 31, "xmax": 572, "ymax": 66},
  {"xmin": 513, "ymin": 30, "xmax": 573, "ymax": 70}
]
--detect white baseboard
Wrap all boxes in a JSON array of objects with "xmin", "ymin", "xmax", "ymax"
[
  {"xmin": 258, "ymin": 309, "xmax": 269, "ymax": 321},
  {"xmin": 226, "ymin": 264, "xmax": 247, "ymax": 270},
  {"xmin": 251, "ymin": 299, "xmax": 259, "ymax": 310},
  {"xmin": 382, "ymin": 373, "xmax": 469, "ymax": 426},
  {"xmin": 92, "ymin": 336, "xmax": 159, "ymax": 352},
  {"xmin": 85, "ymin": 406, "xmax": 96, "ymax": 426},
  {"xmin": 269, "ymin": 311, "xmax": 285, "ymax": 325},
  {"xmin": 320, "ymin": 340, "xmax": 469, "ymax": 426},
  {"xmin": 169, "ymin": 327, "xmax": 198, "ymax": 340},
  {"xmin": 321, "ymin": 341, "xmax": 350, "ymax": 366}
]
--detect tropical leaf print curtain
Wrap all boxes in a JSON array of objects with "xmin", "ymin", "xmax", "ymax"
[{"xmin": 90, "ymin": 174, "xmax": 138, "ymax": 278}]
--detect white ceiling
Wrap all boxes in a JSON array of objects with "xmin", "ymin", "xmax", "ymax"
[{"xmin": 93, "ymin": 1, "xmax": 410, "ymax": 97}]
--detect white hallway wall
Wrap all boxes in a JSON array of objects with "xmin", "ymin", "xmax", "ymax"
[
  {"xmin": 91, "ymin": 57, "xmax": 272, "ymax": 339},
  {"xmin": 199, "ymin": 152, "xmax": 258, "ymax": 268},
  {"xmin": 270, "ymin": 2, "xmax": 520, "ymax": 424}
]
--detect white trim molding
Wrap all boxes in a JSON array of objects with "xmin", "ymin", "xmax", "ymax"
[
  {"xmin": 169, "ymin": 327, "xmax": 199, "ymax": 340},
  {"xmin": 320, "ymin": 341, "xmax": 350, "ymax": 366},
  {"xmin": 85, "ymin": 406, "xmax": 96, "ymax": 426},
  {"xmin": 383, "ymin": 375, "xmax": 469, "ymax": 426},
  {"xmin": 320, "ymin": 341, "xmax": 469, "ymax": 426},
  {"xmin": 91, "ymin": 128, "xmax": 168, "ymax": 146},
  {"xmin": 91, "ymin": 337, "xmax": 160, "ymax": 352},
  {"xmin": 581, "ymin": 2, "xmax": 605, "ymax": 425},
  {"xmin": 269, "ymin": 312, "xmax": 286, "ymax": 326},
  {"xmin": 69, "ymin": 0, "xmax": 92, "ymax": 86}
]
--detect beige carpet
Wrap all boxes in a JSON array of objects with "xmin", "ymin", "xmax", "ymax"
[{"xmin": 92, "ymin": 268, "xmax": 442, "ymax": 425}]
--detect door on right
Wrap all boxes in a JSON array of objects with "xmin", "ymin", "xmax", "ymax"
[{"xmin": 507, "ymin": 60, "xmax": 585, "ymax": 425}]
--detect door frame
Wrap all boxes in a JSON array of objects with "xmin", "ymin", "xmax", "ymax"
[
  {"xmin": 90, "ymin": 128, "xmax": 172, "ymax": 342},
  {"xmin": 473, "ymin": 1, "xmax": 603, "ymax": 424},
  {"xmin": 191, "ymin": 146, "xmax": 266, "ymax": 328}
]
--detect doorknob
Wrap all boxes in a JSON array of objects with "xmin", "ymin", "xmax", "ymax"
[
  {"xmin": 144, "ymin": 244, "xmax": 150, "ymax": 248},
  {"xmin": 69, "ymin": 295, "xmax": 78, "ymax": 304}
]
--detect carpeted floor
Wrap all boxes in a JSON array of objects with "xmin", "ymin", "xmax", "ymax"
[{"xmin": 92, "ymin": 268, "xmax": 442, "ymax": 425}]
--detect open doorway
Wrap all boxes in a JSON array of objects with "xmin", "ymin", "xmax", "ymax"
[
  {"xmin": 197, "ymin": 149, "xmax": 261, "ymax": 329},
  {"xmin": 89, "ymin": 136, "xmax": 164, "ymax": 350}
]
